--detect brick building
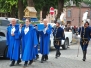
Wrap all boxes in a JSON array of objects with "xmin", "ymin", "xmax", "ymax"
[
  {"xmin": 40, "ymin": 3, "xmax": 91, "ymax": 26},
  {"xmin": 66, "ymin": 2, "xmax": 91, "ymax": 26}
]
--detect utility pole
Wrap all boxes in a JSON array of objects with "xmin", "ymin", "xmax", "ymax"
[{"xmin": 79, "ymin": 2, "xmax": 81, "ymax": 27}]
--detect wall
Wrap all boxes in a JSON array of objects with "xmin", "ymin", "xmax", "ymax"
[{"xmin": 66, "ymin": 6, "xmax": 91, "ymax": 27}]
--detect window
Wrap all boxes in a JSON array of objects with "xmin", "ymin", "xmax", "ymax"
[
  {"xmin": 1, "ymin": 20, "xmax": 10, "ymax": 26},
  {"xmin": 67, "ymin": 10, "xmax": 71, "ymax": 17}
]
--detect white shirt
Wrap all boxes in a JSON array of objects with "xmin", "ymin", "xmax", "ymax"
[
  {"xmin": 11, "ymin": 26, "xmax": 15, "ymax": 34},
  {"xmin": 24, "ymin": 27, "xmax": 29, "ymax": 35},
  {"xmin": 43, "ymin": 26, "xmax": 48, "ymax": 34}
]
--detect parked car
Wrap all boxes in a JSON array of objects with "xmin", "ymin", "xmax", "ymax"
[
  {"xmin": 0, "ymin": 36, "xmax": 7, "ymax": 57},
  {"xmin": 0, "ymin": 17, "xmax": 20, "ymax": 36}
]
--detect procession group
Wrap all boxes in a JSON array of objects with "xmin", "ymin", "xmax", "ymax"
[
  {"xmin": 6, "ymin": 18, "xmax": 91, "ymax": 67},
  {"xmin": 6, "ymin": 18, "xmax": 65, "ymax": 67}
]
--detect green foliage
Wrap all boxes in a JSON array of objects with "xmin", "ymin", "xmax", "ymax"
[
  {"xmin": 0, "ymin": 0, "xmax": 18, "ymax": 13},
  {"xmin": 31, "ymin": 22, "xmax": 40, "ymax": 25},
  {"xmin": 0, "ymin": 0, "xmax": 86, "ymax": 18},
  {"xmin": 34, "ymin": 0, "xmax": 57, "ymax": 11},
  {"xmin": 64, "ymin": 0, "xmax": 83, "ymax": 7},
  {"xmin": 83, "ymin": 0, "xmax": 91, "ymax": 7},
  {"xmin": 19, "ymin": 20, "xmax": 25, "ymax": 24}
]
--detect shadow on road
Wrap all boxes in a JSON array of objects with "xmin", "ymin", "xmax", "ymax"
[
  {"xmin": 0, "ymin": 57, "xmax": 9, "ymax": 60},
  {"xmin": 50, "ymin": 46, "xmax": 70, "ymax": 52}
]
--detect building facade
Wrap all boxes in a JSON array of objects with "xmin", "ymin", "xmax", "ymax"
[{"xmin": 66, "ymin": 3, "xmax": 91, "ymax": 26}]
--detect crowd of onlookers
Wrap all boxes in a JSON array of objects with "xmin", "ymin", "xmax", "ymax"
[{"xmin": 61, "ymin": 24, "xmax": 79, "ymax": 35}]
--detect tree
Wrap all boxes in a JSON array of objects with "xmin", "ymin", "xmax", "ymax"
[
  {"xmin": 5, "ymin": 0, "xmax": 18, "ymax": 17},
  {"xmin": 83, "ymin": 0, "xmax": 91, "ymax": 7},
  {"xmin": 0, "ymin": 0, "xmax": 85, "ymax": 20},
  {"xmin": 34, "ymin": 0, "xmax": 57, "ymax": 19},
  {"xmin": 27, "ymin": 0, "xmax": 34, "ymax": 7},
  {"xmin": 18, "ymin": 0, "xmax": 24, "ymax": 20},
  {"xmin": 55, "ymin": 0, "xmax": 64, "ymax": 22},
  {"xmin": 0, "ymin": 0, "xmax": 18, "ymax": 17}
]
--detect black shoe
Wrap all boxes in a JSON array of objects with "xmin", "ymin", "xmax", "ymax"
[
  {"xmin": 36, "ymin": 55, "xmax": 39, "ymax": 60},
  {"xmin": 29, "ymin": 60, "xmax": 33, "ymax": 65},
  {"xmin": 45, "ymin": 55, "xmax": 48, "ymax": 61},
  {"xmin": 82, "ymin": 51, "xmax": 86, "ymax": 61},
  {"xmin": 24, "ymin": 64, "xmax": 27, "ymax": 67},
  {"xmin": 10, "ymin": 63, "xmax": 14, "ymax": 66},
  {"xmin": 24, "ymin": 61, "xmax": 28, "ymax": 67},
  {"xmin": 41, "ymin": 55, "xmax": 45, "ymax": 63},
  {"xmin": 41, "ymin": 59, "xmax": 43, "ymax": 63},
  {"xmin": 55, "ymin": 56, "xmax": 58, "ymax": 59},
  {"xmin": 17, "ymin": 59, "xmax": 21, "ymax": 65},
  {"xmin": 58, "ymin": 52, "xmax": 61, "ymax": 57},
  {"xmin": 58, "ymin": 50, "xmax": 61, "ymax": 57},
  {"xmin": 82, "ymin": 58, "xmax": 86, "ymax": 61},
  {"xmin": 55, "ymin": 50, "xmax": 59, "ymax": 58},
  {"xmin": 10, "ymin": 60, "xmax": 15, "ymax": 66}
]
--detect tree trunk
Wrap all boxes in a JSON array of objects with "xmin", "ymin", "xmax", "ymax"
[
  {"xmin": 42, "ymin": 6, "xmax": 48, "ymax": 19},
  {"xmin": 18, "ymin": 0, "xmax": 24, "ymax": 20},
  {"xmin": 27, "ymin": 0, "xmax": 34, "ymax": 7},
  {"xmin": 55, "ymin": 0, "xmax": 64, "ymax": 23},
  {"xmin": 10, "ymin": 5, "xmax": 16, "ymax": 18}
]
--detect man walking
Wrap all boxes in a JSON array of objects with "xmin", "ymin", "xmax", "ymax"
[
  {"xmin": 21, "ymin": 19, "xmax": 38, "ymax": 67},
  {"xmin": 6, "ymin": 18, "xmax": 21, "ymax": 66},
  {"xmin": 79, "ymin": 21, "xmax": 91, "ymax": 61},
  {"xmin": 53, "ymin": 21, "xmax": 65, "ymax": 58},
  {"xmin": 39, "ymin": 19, "xmax": 52, "ymax": 63}
]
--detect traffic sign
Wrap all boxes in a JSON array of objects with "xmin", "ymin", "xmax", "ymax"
[{"xmin": 50, "ymin": 7, "xmax": 54, "ymax": 15}]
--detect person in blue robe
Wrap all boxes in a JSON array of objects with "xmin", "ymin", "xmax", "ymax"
[
  {"xmin": 21, "ymin": 19, "xmax": 38, "ymax": 67},
  {"xmin": 39, "ymin": 19, "xmax": 52, "ymax": 63},
  {"xmin": 6, "ymin": 18, "xmax": 21, "ymax": 66},
  {"xmin": 53, "ymin": 21, "xmax": 65, "ymax": 58},
  {"xmin": 79, "ymin": 21, "xmax": 91, "ymax": 61}
]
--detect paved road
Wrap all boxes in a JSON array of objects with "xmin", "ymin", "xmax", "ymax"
[{"xmin": 0, "ymin": 43, "xmax": 91, "ymax": 68}]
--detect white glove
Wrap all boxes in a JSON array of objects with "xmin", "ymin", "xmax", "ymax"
[{"xmin": 61, "ymin": 40, "xmax": 65, "ymax": 45}]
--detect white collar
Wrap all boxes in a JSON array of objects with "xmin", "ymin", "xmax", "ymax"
[
  {"xmin": 11, "ymin": 26, "xmax": 15, "ymax": 34},
  {"xmin": 24, "ymin": 27, "xmax": 29, "ymax": 35}
]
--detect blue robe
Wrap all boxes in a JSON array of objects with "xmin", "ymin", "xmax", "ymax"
[
  {"xmin": 53, "ymin": 27, "xmax": 65, "ymax": 50},
  {"xmin": 6, "ymin": 24, "xmax": 21, "ymax": 60},
  {"xmin": 34, "ymin": 29, "xmax": 39, "ymax": 56},
  {"xmin": 79, "ymin": 26, "xmax": 91, "ymax": 51},
  {"xmin": 21, "ymin": 25, "xmax": 38, "ymax": 61},
  {"xmin": 39, "ymin": 24, "xmax": 52, "ymax": 55}
]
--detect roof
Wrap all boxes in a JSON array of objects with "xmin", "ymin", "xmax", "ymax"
[
  {"xmin": 65, "ymin": 2, "xmax": 90, "ymax": 7},
  {"xmin": 0, "ymin": 17, "xmax": 7, "ymax": 20},
  {"xmin": 80, "ymin": 2, "xmax": 90, "ymax": 7},
  {"xmin": 24, "ymin": 7, "xmax": 37, "ymax": 13}
]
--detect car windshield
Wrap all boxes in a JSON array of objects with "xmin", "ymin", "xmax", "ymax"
[
  {"xmin": 0, "ymin": 19, "xmax": 19, "ymax": 26},
  {"xmin": 0, "ymin": 20, "xmax": 10, "ymax": 26}
]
